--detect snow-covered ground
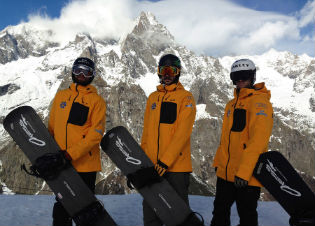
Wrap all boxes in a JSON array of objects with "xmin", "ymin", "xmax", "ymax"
[{"xmin": 0, "ymin": 194, "xmax": 290, "ymax": 226}]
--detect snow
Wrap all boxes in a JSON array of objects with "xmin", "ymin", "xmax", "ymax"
[
  {"xmin": 196, "ymin": 104, "xmax": 218, "ymax": 120},
  {"xmin": 96, "ymin": 43, "xmax": 122, "ymax": 59},
  {"xmin": 0, "ymin": 194, "xmax": 290, "ymax": 226},
  {"xmin": 136, "ymin": 73, "xmax": 159, "ymax": 97}
]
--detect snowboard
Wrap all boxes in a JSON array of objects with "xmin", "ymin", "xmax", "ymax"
[
  {"xmin": 253, "ymin": 151, "xmax": 315, "ymax": 220},
  {"xmin": 101, "ymin": 126, "xmax": 203, "ymax": 226},
  {"xmin": 3, "ymin": 106, "xmax": 117, "ymax": 226}
]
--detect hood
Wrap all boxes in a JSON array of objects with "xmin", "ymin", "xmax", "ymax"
[
  {"xmin": 157, "ymin": 82, "xmax": 185, "ymax": 92},
  {"xmin": 69, "ymin": 83, "xmax": 97, "ymax": 94},
  {"xmin": 234, "ymin": 82, "xmax": 271, "ymax": 100}
]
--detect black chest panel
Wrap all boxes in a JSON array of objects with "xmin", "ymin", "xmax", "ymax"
[
  {"xmin": 160, "ymin": 102, "xmax": 177, "ymax": 124},
  {"xmin": 67, "ymin": 102, "xmax": 89, "ymax": 126},
  {"xmin": 231, "ymin": 108, "xmax": 246, "ymax": 132}
]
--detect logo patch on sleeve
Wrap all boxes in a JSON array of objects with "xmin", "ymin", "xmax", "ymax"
[
  {"xmin": 227, "ymin": 110, "xmax": 231, "ymax": 117},
  {"xmin": 255, "ymin": 103, "xmax": 267, "ymax": 109},
  {"xmin": 151, "ymin": 103, "xmax": 156, "ymax": 110},
  {"xmin": 256, "ymin": 110, "xmax": 267, "ymax": 116},
  {"xmin": 60, "ymin": 102, "xmax": 67, "ymax": 109},
  {"xmin": 95, "ymin": 129, "xmax": 103, "ymax": 135}
]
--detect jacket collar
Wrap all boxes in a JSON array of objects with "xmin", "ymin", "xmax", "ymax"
[
  {"xmin": 233, "ymin": 82, "xmax": 271, "ymax": 100},
  {"xmin": 69, "ymin": 83, "xmax": 97, "ymax": 94},
  {"xmin": 157, "ymin": 82, "xmax": 184, "ymax": 92}
]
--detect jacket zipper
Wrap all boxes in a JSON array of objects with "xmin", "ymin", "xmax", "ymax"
[
  {"xmin": 66, "ymin": 84, "xmax": 80, "ymax": 150},
  {"xmin": 157, "ymin": 91, "xmax": 167, "ymax": 162},
  {"xmin": 225, "ymin": 91, "xmax": 239, "ymax": 181}
]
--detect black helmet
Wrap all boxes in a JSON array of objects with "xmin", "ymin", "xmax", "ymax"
[
  {"xmin": 159, "ymin": 54, "xmax": 181, "ymax": 68},
  {"xmin": 230, "ymin": 59, "xmax": 256, "ymax": 86},
  {"xmin": 72, "ymin": 57, "xmax": 95, "ymax": 86},
  {"xmin": 158, "ymin": 54, "xmax": 181, "ymax": 84}
]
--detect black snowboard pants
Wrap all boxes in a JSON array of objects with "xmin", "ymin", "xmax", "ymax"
[
  {"xmin": 52, "ymin": 172, "xmax": 97, "ymax": 226},
  {"xmin": 210, "ymin": 177, "xmax": 261, "ymax": 226},
  {"xmin": 142, "ymin": 172, "xmax": 190, "ymax": 226}
]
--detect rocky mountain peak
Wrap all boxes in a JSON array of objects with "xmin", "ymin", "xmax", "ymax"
[
  {"xmin": 0, "ymin": 11, "xmax": 314, "ymax": 198},
  {"xmin": 132, "ymin": 11, "xmax": 158, "ymax": 35},
  {"xmin": 123, "ymin": 11, "xmax": 175, "ymax": 47},
  {"xmin": 0, "ymin": 23, "xmax": 58, "ymax": 65},
  {"xmin": 72, "ymin": 33, "xmax": 97, "ymax": 60}
]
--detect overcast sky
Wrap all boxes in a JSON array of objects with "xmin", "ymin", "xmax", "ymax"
[{"xmin": 0, "ymin": 0, "xmax": 314, "ymax": 57}]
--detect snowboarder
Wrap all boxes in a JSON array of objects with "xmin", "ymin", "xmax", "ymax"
[
  {"xmin": 48, "ymin": 57, "xmax": 106, "ymax": 226},
  {"xmin": 210, "ymin": 59, "xmax": 274, "ymax": 226},
  {"xmin": 140, "ymin": 54, "xmax": 197, "ymax": 226}
]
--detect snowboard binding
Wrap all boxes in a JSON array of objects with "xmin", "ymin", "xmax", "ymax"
[
  {"xmin": 289, "ymin": 209, "xmax": 315, "ymax": 226},
  {"xmin": 127, "ymin": 166, "xmax": 161, "ymax": 189},
  {"xmin": 22, "ymin": 152, "xmax": 71, "ymax": 180},
  {"xmin": 178, "ymin": 211, "xmax": 204, "ymax": 226},
  {"xmin": 73, "ymin": 200, "xmax": 105, "ymax": 226}
]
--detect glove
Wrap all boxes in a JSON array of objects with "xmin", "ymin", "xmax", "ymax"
[
  {"xmin": 154, "ymin": 160, "xmax": 168, "ymax": 177},
  {"xmin": 127, "ymin": 166, "xmax": 161, "ymax": 189},
  {"xmin": 234, "ymin": 176, "xmax": 248, "ymax": 188}
]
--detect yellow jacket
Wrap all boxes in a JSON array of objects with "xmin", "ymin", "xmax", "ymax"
[
  {"xmin": 48, "ymin": 83, "xmax": 106, "ymax": 172},
  {"xmin": 141, "ymin": 82, "xmax": 196, "ymax": 172},
  {"xmin": 213, "ymin": 83, "xmax": 273, "ymax": 187}
]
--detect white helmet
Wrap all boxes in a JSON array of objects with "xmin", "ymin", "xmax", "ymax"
[{"xmin": 230, "ymin": 59, "xmax": 256, "ymax": 85}]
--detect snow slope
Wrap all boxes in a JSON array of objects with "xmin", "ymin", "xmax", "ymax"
[{"xmin": 0, "ymin": 194, "xmax": 290, "ymax": 226}]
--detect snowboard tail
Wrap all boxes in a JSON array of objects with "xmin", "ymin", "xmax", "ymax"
[
  {"xmin": 253, "ymin": 151, "xmax": 315, "ymax": 220},
  {"xmin": 101, "ymin": 126, "xmax": 203, "ymax": 226},
  {"xmin": 3, "ymin": 106, "xmax": 116, "ymax": 226}
]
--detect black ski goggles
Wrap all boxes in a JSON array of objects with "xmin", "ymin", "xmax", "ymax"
[
  {"xmin": 157, "ymin": 66, "xmax": 180, "ymax": 77},
  {"xmin": 72, "ymin": 64, "xmax": 95, "ymax": 78},
  {"xmin": 230, "ymin": 70, "xmax": 254, "ymax": 82}
]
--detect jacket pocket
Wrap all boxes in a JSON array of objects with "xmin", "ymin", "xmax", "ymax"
[
  {"xmin": 68, "ymin": 102, "xmax": 89, "ymax": 126},
  {"xmin": 160, "ymin": 102, "xmax": 177, "ymax": 124},
  {"xmin": 231, "ymin": 108, "xmax": 246, "ymax": 132}
]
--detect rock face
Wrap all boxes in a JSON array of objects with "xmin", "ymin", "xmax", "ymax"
[
  {"xmin": 0, "ymin": 25, "xmax": 58, "ymax": 64},
  {"xmin": 0, "ymin": 12, "xmax": 314, "ymax": 199}
]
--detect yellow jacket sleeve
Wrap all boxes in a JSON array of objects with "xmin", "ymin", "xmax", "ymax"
[
  {"xmin": 159, "ymin": 95, "xmax": 196, "ymax": 167},
  {"xmin": 67, "ymin": 98, "xmax": 106, "ymax": 161},
  {"xmin": 212, "ymin": 103, "xmax": 229, "ymax": 168},
  {"xmin": 141, "ymin": 96, "xmax": 152, "ymax": 152},
  {"xmin": 48, "ymin": 95, "xmax": 58, "ymax": 137},
  {"xmin": 236, "ymin": 98, "xmax": 273, "ymax": 181}
]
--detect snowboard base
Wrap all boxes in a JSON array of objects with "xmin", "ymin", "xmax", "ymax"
[
  {"xmin": 254, "ymin": 151, "xmax": 315, "ymax": 220},
  {"xmin": 3, "ymin": 106, "xmax": 117, "ymax": 226}
]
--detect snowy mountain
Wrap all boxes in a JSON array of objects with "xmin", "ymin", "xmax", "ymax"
[{"xmin": 0, "ymin": 12, "xmax": 314, "ymax": 198}]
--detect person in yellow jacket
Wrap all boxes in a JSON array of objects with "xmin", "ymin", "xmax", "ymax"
[
  {"xmin": 140, "ymin": 54, "xmax": 196, "ymax": 226},
  {"xmin": 210, "ymin": 59, "xmax": 273, "ymax": 226},
  {"xmin": 48, "ymin": 57, "xmax": 106, "ymax": 226}
]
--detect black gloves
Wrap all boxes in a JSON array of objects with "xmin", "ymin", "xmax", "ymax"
[
  {"xmin": 127, "ymin": 166, "xmax": 161, "ymax": 190},
  {"xmin": 126, "ymin": 160, "xmax": 168, "ymax": 190},
  {"xmin": 234, "ymin": 176, "xmax": 248, "ymax": 188},
  {"xmin": 155, "ymin": 160, "xmax": 168, "ymax": 176}
]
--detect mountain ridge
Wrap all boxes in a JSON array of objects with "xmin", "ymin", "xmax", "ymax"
[{"xmin": 0, "ymin": 12, "xmax": 314, "ymax": 198}]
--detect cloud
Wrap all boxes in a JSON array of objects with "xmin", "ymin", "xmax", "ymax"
[
  {"xmin": 298, "ymin": 0, "xmax": 315, "ymax": 28},
  {"xmin": 138, "ymin": 0, "xmax": 312, "ymax": 56},
  {"xmin": 28, "ymin": 0, "xmax": 135, "ymax": 44},
  {"xmin": 25, "ymin": 0, "xmax": 314, "ymax": 56}
]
